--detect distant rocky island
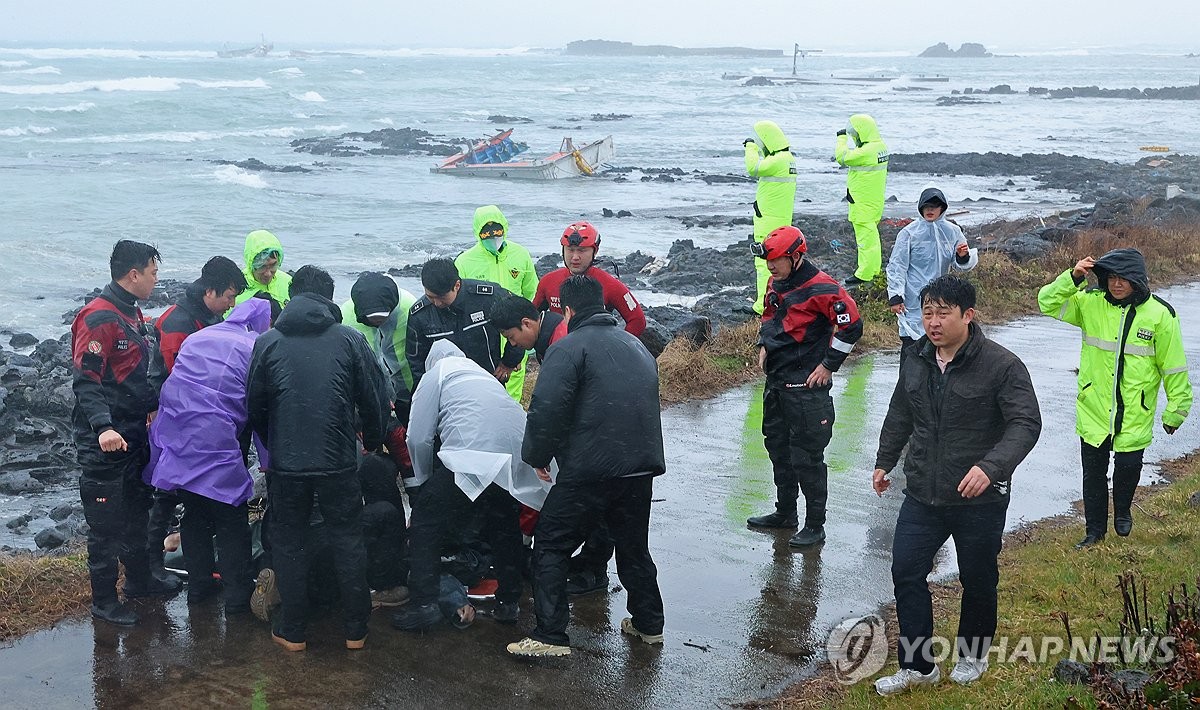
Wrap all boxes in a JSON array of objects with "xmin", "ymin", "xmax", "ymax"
[
  {"xmin": 565, "ymin": 39, "xmax": 782, "ymax": 58},
  {"xmin": 919, "ymin": 42, "xmax": 992, "ymax": 58}
]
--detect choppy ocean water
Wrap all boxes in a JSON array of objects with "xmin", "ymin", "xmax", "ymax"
[{"xmin": 3, "ymin": 43, "xmax": 1199, "ymax": 336}]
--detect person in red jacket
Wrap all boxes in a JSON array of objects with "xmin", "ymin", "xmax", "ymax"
[
  {"xmin": 151, "ymin": 256, "xmax": 247, "ymax": 386},
  {"xmin": 533, "ymin": 221, "xmax": 646, "ymax": 337},
  {"xmin": 747, "ymin": 226, "xmax": 863, "ymax": 548},
  {"xmin": 491, "ymin": 294, "xmax": 567, "ymax": 364}
]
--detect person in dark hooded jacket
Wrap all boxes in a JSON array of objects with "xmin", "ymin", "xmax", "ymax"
[
  {"xmin": 1038, "ymin": 248, "xmax": 1191, "ymax": 548},
  {"xmin": 340, "ymin": 271, "xmax": 417, "ymax": 421},
  {"xmin": 247, "ymin": 265, "xmax": 390, "ymax": 652},
  {"xmin": 508, "ymin": 274, "xmax": 666, "ymax": 658}
]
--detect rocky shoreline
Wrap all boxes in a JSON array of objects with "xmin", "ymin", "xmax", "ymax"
[{"xmin": 5, "ymin": 149, "xmax": 1200, "ymax": 553}]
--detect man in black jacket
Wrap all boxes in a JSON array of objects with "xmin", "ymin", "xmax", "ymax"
[
  {"xmin": 508, "ymin": 275, "xmax": 666, "ymax": 657},
  {"xmin": 405, "ymin": 257, "xmax": 524, "ymax": 389},
  {"xmin": 247, "ymin": 265, "xmax": 390, "ymax": 652},
  {"xmin": 871, "ymin": 275, "xmax": 1041, "ymax": 696},
  {"xmin": 72, "ymin": 240, "xmax": 179, "ymax": 626}
]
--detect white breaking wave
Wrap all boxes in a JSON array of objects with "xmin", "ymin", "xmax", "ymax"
[
  {"xmin": 310, "ymin": 46, "xmax": 534, "ymax": 58},
  {"xmin": 290, "ymin": 91, "xmax": 326, "ymax": 102},
  {"xmin": 0, "ymin": 60, "xmax": 30, "ymax": 67},
  {"xmin": 12, "ymin": 102, "xmax": 95, "ymax": 113},
  {"xmin": 0, "ymin": 47, "xmax": 214, "ymax": 60},
  {"xmin": 0, "ymin": 76, "xmax": 269, "ymax": 95},
  {"xmin": 271, "ymin": 67, "xmax": 304, "ymax": 77},
  {"xmin": 6, "ymin": 65, "xmax": 61, "ymax": 75},
  {"xmin": 315, "ymin": 124, "xmax": 348, "ymax": 132},
  {"xmin": 0, "ymin": 125, "xmax": 56, "ymax": 137},
  {"xmin": 213, "ymin": 165, "xmax": 268, "ymax": 189},
  {"xmin": 347, "ymin": 69, "xmax": 365, "ymax": 75},
  {"xmin": 373, "ymin": 117, "xmax": 394, "ymax": 125},
  {"xmin": 56, "ymin": 126, "xmax": 304, "ymax": 144}
]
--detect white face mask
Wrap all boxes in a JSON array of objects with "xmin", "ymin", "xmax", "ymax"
[{"xmin": 482, "ymin": 236, "xmax": 505, "ymax": 255}]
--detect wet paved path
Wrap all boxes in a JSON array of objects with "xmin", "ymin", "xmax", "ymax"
[{"xmin": 2, "ymin": 283, "xmax": 1198, "ymax": 708}]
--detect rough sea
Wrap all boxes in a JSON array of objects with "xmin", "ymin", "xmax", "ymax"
[{"xmin": 2, "ymin": 43, "xmax": 1199, "ymax": 337}]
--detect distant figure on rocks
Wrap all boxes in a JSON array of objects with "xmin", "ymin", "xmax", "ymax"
[
  {"xmin": 72, "ymin": 240, "xmax": 181, "ymax": 627},
  {"xmin": 743, "ymin": 120, "xmax": 797, "ymax": 314},
  {"xmin": 835, "ymin": 114, "xmax": 890, "ymax": 288},
  {"xmin": 1038, "ymin": 248, "xmax": 1192, "ymax": 550},
  {"xmin": 873, "ymin": 275, "xmax": 1041, "ymax": 695},
  {"xmin": 455, "ymin": 205, "xmax": 538, "ymax": 402},
  {"xmin": 533, "ymin": 221, "xmax": 646, "ymax": 337},
  {"xmin": 885, "ymin": 188, "xmax": 977, "ymax": 362},
  {"xmin": 236, "ymin": 229, "xmax": 292, "ymax": 307}
]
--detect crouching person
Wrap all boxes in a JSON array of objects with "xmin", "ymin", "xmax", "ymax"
[
  {"xmin": 508, "ymin": 275, "xmax": 666, "ymax": 658},
  {"xmin": 871, "ymin": 275, "xmax": 1041, "ymax": 695},
  {"xmin": 393, "ymin": 340, "xmax": 542, "ymax": 631},
  {"xmin": 146, "ymin": 298, "xmax": 271, "ymax": 614}
]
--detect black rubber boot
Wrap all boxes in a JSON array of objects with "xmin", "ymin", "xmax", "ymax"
[
  {"xmin": 566, "ymin": 570, "xmax": 610, "ymax": 597},
  {"xmin": 1074, "ymin": 534, "xmax": 1105, "ymax": 550},
  {"xmin": 91, "ymin": 600, "xmax": 139, "ymax": 626},
  {"xmin": 123, "ymin": 571, "xmax": 183, "ymax": 598},
  {"xmin": 788, "ymin": 526, "xmax": 826, "ymax": 547},
  {"xmin": 1114, "ymin": 511, "xmax": 1133, "ymax": 537},
  {"xmin": 746, "ymin": 510, "xmax": 799, "ymax": 528},
  {"xmin": 493, "ymin": 600, "xmax": 519, "ymax": 624}
]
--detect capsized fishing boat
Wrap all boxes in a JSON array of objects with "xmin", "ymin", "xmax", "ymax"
[
  {"xmin": 431, "ymin": 133, "xmax": 614, "ymax": 179},
  {"xmin": 218, "ymin": 35, "xmax": 273, "ymax": 58}
]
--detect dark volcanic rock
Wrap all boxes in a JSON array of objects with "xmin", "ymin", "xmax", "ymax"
[
  {"xmin": 9, "ymin": 332, "xmax": 38, "ymax": 348},
  {"xmin": 937, "ymin": 95, "xmax": 1000, "ymax": 106},
  {"xmin": 0, "ymin": 471, "xmax": 44, "ymax": 495},
  {"xmin": 487, "ymin": 115, "xmax": 532, "ymax": 123},
  {"xmin": 919, "ymin": 42, "xmax": 992, "ymax": 58},
  {"xmin": 1045, "ymin": 84, "xmax": 1200, "ymax": 100},
  {"xmin": 291, "ymin": 127, "xmax": 463, "ymax": 157},
  {"xmin": 34, "ymin": 524, "xmax": 69, "ymax": 550},
  {"xmin": 743, "ymin": 76, "xmax": 775, "ymax": 87},
  {"xmin": 212, "ymin": 158, "xmax": 312, "ymax": 173},
  {"xmin": 1053, "ymin": 659, "xmax": 1090, "ymax": 685}
]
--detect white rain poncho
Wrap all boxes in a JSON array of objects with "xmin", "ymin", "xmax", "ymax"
[
  {"xmin": 885, "ymin": 187, "xmax": 979, "ymax": 340},
  {"xmin": 405, "ymin": 340, "xmax": 552, "ymax": 510}
]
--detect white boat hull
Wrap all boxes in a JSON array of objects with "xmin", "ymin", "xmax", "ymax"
[{"xmin": 431, "ymin": 136, "xmax": 614, "ymax": 179}]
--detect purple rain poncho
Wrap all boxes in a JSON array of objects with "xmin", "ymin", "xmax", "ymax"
[{"xmin": 145, "ymin": 299, "xmax": 271, "ymax": 505}]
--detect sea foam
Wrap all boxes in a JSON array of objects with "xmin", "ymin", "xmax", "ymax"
[
  {"xmin": 290, "ymin": 91, "xmax": 326, "ymax": 102},
  {"xmin": 0, "ymin": 125, "xmax": 56, "ymax": 136},
  {"xmin": 5, "ymin": 65, "xmax": 61, "ymax": 75},
  {"xmin": 213, "ymin": 165, "xmax": 268, "ymax": 189},
  {"xmin": 0, "ymin": 76, "xmax": 268, "ymax": 95}
]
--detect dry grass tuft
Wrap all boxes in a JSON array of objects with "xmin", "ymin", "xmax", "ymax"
[{"xmin": 0, "ymin": 546, "xmax": 90, "ymax": 641}]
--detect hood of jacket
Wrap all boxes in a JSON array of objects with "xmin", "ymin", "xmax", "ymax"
[
  {"xmin": 274, "ymin": 292, "xmax": 342, "ymax": 335},
  {"xmin": 224, "ymin": 298, "xmax": 272, "ymax": 334},
  {"xmin": 1093, "ymin": 248, "xmax": 1150, "ymax": 306},
  {"xmin": 243, "ymin": 229, "xmax": 284, "ymax": 272},
  {"xmin": 568, "ymin": 309, "xmax": 619, "ymax": 333},
  {"xmin": 848, "ymin": 114, "xmax": 881, "ymax": 147},
  {"xmin": 425, "ymin": 339, "xmax": 468, "ymax": 372},
  {"xmin": 350, "ymin": 272, "xmax": 400, "ymax": 325},
  {"xmin": 472, "ymin": 204, "xmax": 509, "ymax": 240},
  {"xmin": 917, "ymin": 187, "xmax": 948, "ymax": 214},
  {"xmin": 753, "ymin": 120, "xmax": 790, "ymax": 155}
]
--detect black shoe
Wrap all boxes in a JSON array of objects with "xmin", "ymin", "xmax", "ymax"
[
  {"xmin": 493, "ymin": 600, "xmax": 519, "ymax": 624},
  {"xmin": 391, "ymin": 603, "xmax": 441, "ymax": 631},
  {"xmin": 1114, "ymin": 512, "xmax": 1133, "ymax": 537},
  {"xmin": 844, "ymin": 276, "xmax": 871, "ymax": 288},
  {"xmin": 788, "ymin": 526, "xmax": 826, "ymax": 547},
  {"xmin": 187, "ymin": 580, "xmax": 221, "ymax": 605},
  {"xmin": 92, "ymin": 601, "xmax": 139, "ymax": 626},
  {"xmin": 746, "ymin": 510, "xmax": 799, "ymax": 529},
  {"xmin": 566, "ymin": 571, "xmax": 610, "ymax": 597},
  {"xmin": 123, "ymin": 572, "xmax": 183, "ymax": 598},
  {"xmin": 1074, "ymin": 534, "xmax": 1105, "ymax": 550}
]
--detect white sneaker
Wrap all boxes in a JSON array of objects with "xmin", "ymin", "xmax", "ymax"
[
  {"xmin": 874, "ymin": 666, "xmax": 941, "ymax": 696},
  {"xmin": 949, "ymin": 656, "xmax": 989, "ymax": 684}
]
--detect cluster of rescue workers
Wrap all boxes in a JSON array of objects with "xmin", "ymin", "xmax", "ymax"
[{"xmin": 66, "ymin": 115, "xmax": 1191, "ymax": 694}]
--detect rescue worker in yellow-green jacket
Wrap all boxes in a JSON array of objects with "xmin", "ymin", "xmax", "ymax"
[
  {"xmin": 234, "ymin": 229, "xmax": 292, "ymax": 308},
  {"xmin": 835, "ymin": 114, "xmax": 889, "ymax": 287},
  {"xmin": 744, "ymin": 121, "xmax": 797, "ymax": 314},
  {"xmin": 455, "ymin": 205, "xmax": 538, "ymax": 401},
  {"xmin": 1038, "ymin": 248, "xmax": 1192, "ymax": 549}
]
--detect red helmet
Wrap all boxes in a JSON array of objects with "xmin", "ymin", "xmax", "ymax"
[
  {"xmin": 561, "ymin": 221, "xmax": 601, "ymax": 249},
  {"xmin": 754, "ymin": 226, "xmax": 807, "ymax": 259}
]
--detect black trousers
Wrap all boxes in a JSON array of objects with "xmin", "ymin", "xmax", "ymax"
[
  {"xmin": 147, "ymin": 489, "xmax": 180, "ymax": 571},
  {"xmin": 761, "ymin": 385, "xmax": 835, "ymax": 527},
  {"xmin": 531, "ymin": 475, "xmax": 664, "ymax": 647},
  {"xmin": 407, "ymin": 461, "xmax": 523, "ymax": 607},
  {"xmin": 1081, "ymin": 437, "xmax": 1145, "ymax": 538},
  {"xmin": 362, "ymin": 500, "xmax": 408, "ymax": 591},
  {"xmin": 268, "ymin": 470, "xmax": 370, "ymax": 643},
  {"xmin": 178, "ymin": 490, "xmax": 253, "ymax": 610},
  {"xmin": 570, "ymin": 525, "xmax": 615, "ymax": 576},
  {"xmin": 892, "ymin": 495, "xmax": 1008, "ymax": 674},
  {"xmin": 78, "ymin": 446, "xmax": 153, "ymax": 604}
]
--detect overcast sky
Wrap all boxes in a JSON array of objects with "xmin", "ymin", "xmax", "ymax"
[{"xmin": 3, "ymin": 0, "xmax": 1197, "ymax": 51}]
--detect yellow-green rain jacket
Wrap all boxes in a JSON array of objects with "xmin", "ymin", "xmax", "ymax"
[
  {"xmin": 235, "ymin": 230, "xmax": 292, "ymax": 306},
  {"xmin": 835, "ymin": 114, "xmax": 889, "ymax": 223},
  {"xmin": 743, "ymin": 120, "xmax": 796, "ymax": 242}
]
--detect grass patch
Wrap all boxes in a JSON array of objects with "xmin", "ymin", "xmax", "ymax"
[
  {"xmin": 767, "ymin": 454, "xmax": 1200, "ymax": 709},
  {"xmin": 0, "ymin": 546, "xmax": 90, "ymax": 642}
]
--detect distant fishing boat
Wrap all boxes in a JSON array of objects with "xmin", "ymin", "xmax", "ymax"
[
  {"xmin": 831, "ymin": 72, "xmax": 899, "ymax": 83},
  {"xmin": 909, "ymin": 73, "xmax": 951, "ymax": 82},
  {"xmin": 432, "ymin": 134, "xmax": 614, "ymax": 179},
  {"xmin": 218, "ymin": 35, "xmax": 273, "ymax": 58}
]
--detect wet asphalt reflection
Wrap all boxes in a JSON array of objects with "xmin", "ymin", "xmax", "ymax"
[{"xmin": 1, "ymin": 283, "xmax": 1198, "ymax": 708}]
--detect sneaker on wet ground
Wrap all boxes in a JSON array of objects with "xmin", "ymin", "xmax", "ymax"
[
  {"xmin": 949, "ymin": 656, "xmax": 989, "ymax": 685},
  {"xmin": 746, "ymin": 510, "xmax": 798, "ymax": 528},
  {"xmin": 874, "ymin": 666, "xmax": 941, "ymax": 696},
  {"xmin": 467, "ymin": 578, "xmax": 498, "ymax": 600},
  {"xmin": 507, "ymin": 637, "xmax": 571, "ymax": 657},
  {"xmin": 371, "ymin": 585, "xmax": 410, "ymax": 608},
  {"xmin": 788, "ymin": 525, "xmax": 826, "ymax": 547},
  {"xmin": 621, "ymin": 617, "xmax": 664, "ymax": 645},
  {"xmin": 91, "ymin": 601, "xmax": 139, "ymax": 626},
  {"xmin": 271, "ymin": 631, "xmax": 306, "ymax": 652}
]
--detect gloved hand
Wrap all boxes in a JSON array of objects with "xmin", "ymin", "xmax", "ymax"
[{"xmin": 836, "ymin": 129, "xmax": 847, "ymax": 136}]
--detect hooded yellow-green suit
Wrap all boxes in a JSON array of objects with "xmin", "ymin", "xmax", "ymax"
[
  {"xmin": 745, "ymin": 120, "xmax": 796, "ymax": 314},
  {"xmin": 235, "ymin": 229, "xmax": 292, "ymax": 307},
  {"xmin": 454, "ymin": 205, "xmax": 537, "ymax": 401},
  {"xmin": 835, "ymin": 114, "xmax": 889, "ymax": 281}
]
